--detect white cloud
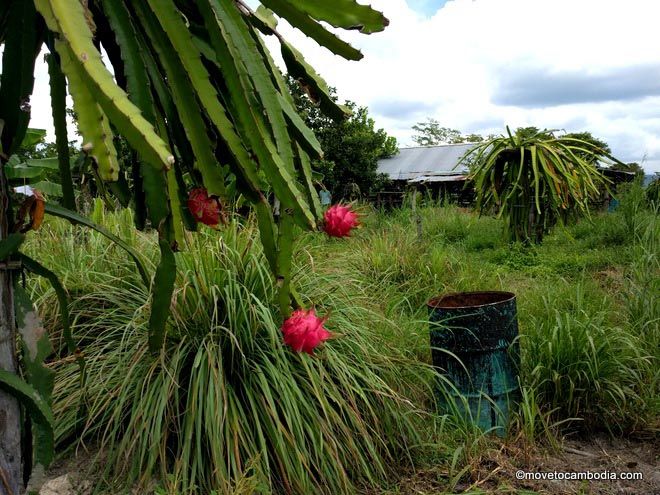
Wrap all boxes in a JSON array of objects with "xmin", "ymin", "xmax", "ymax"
[
  {"xmin": 16, "ymin": 0, "xmax": 660, "ymax": 172},
  {"xmin": 265, "ymin": 0, "xmax": 660, "ymax": 171}
]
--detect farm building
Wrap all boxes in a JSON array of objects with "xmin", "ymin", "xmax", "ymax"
[{"xmin": 374, "ymin": 143, "xmax": 477, "ymax": 207}]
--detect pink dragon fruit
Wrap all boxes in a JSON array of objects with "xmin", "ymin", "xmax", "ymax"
[
  {"xmin": 281, "ymin": 309, "xmax": 331, "ymax": 354},
  {"xmin": 187, "ymin": 187, "xmax": 222, "ymax": 226},
  {"xmin": 323, "ymin": 204, "xmax": 359, "ymax": 237}
]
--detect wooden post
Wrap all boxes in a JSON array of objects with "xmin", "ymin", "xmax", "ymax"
[
  {"xmin": 0, "ymin": 152, "xmax": 21, "ymax": 495},
  {"xmin": 412, "ymin": 187, "xmax": 422, "ymax": 240}
]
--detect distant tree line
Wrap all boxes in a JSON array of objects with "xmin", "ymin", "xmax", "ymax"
[
  {"xmin": 18, "ymin": 107, "xmax": 645, "ymax": 206},
  {"xmin": 411, "ymin": 118, "xmax": 491, "ymax": 145},
  {"xmin": 288, "ymin": 77, "xmax": 397, "ymax": 199},
  {"xmin": 411, "ymin": 118, "xmax": 643, "ymax": 176}
]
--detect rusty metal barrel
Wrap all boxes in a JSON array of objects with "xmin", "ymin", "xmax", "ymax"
[{"xmin": 428, "ymin": 291, "xmax": 520, "ymax": 434}]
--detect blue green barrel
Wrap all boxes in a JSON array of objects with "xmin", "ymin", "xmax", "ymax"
[{"xmin": 428, "ymin": 291, "xmax": 520, "ymax": 434}]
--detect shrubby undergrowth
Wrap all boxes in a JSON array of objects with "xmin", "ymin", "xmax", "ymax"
[
  {"xmin": 27, "ymin": 186, "xmax": 658, "ymax": 493},
  {"xmin": 27, "ymin": 208, "xmax": 429, "ymax": 494},
  {"xmin": 306, "ymin": 194, "xmax": 658, "ymax": 439}
]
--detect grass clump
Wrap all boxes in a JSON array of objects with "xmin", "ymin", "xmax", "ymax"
[
  {"xmin": 27, "ymin": 187, "xmax": 658, "ymax": 493},
  {"xmin": 29, "ymin": 214, "xmax": 429, "ymax": 494},
  {"xmin": 316, "ymin": 196, "xmax": 658, "ymax": 440},
  {"xmin": 522, "ymin": 290, "xmax": 654, "ymax": 431}
]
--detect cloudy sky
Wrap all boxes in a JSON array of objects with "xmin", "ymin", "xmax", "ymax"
[
  {"xmin": 24, "ymin": 0, "xmax": 660, "ymax": 172},
  {"xmin": 263, "ymin": 0, "xmax": 660, "ymax": 172}
]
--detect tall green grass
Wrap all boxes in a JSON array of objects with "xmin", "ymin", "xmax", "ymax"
[
  {"xmin": 307, "ymin": 197, "xmax": 658, "ymax": 440},
  {"xmin": 27, "ymin": 189, "xmax": 658, "ymax": 493},
  {"xmin": 521, "ymin": 289, "xmax": 653, "ymax": 431},
  {"xmin": 28, "ymin": 212, "xmax": 431, "ymax": 494}
]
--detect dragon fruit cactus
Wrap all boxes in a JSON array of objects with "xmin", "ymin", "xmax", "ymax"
[
  {"xmin": 323, "ymin": 204, "xmax": 359, "ymax": 237},
  {"xmin": 281, "ymin": 309, "xmax": 331, "ymax": 354},
  {"xmin": 187, "ymin": 187, "xmax": 223, "ymax": 226}
]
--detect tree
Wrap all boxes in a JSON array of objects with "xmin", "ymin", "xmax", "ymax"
[
  {"xmin": 289, "ymin": 78, "xmax": 397, "ymax": 198},
  {"xmin": 412, "ymin": 119, "xmax": 463, "ymax": 145},
  {"xmin": 4, "ymin": 127, "xmax": 83, "ymax": 208},
  {"xmin": 609, "ymin": 161, "xmax": 645, "ymax": 177},
  {"xmin": 562, "ymin": 131, "xmax": 611, "ymax": 165},
  {"xmin": 411, "ymin": 118, "xmax": 484, "ymax": 146},
  {"xmin": 0, "ymin": 1, "xmax": 389, "ymax": 492},
  {"xmin": 467, "ymin": 127, "xmax": 613, "ymax": 243},
  {"xmin": 464, "ymin": 133, "xmax": 486, "ymax": 143},
  {"xmin": 561, "ymin": 132, "xmax": 643, "ymax": 178}
]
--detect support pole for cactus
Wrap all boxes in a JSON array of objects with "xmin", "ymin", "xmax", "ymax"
[
  {"xmin": 0, "ymin": 146, "xmax": 21, "ymax": 495},
  {"xmin": 412, "ymin": 187, "xmax": 422, "ymax": 241}
]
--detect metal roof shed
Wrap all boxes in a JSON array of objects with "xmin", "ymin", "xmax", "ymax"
[{"xmin": 377, "ymin": 143, "xmax": 476, "ymax": 183}]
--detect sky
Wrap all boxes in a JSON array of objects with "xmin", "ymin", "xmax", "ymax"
[
  {"xmin": 262, "ymin": 0, "xmax": 660, "ymax": 173},
  {"xmin": 20, "ymin": 0, "xmax": 660, "ymax": 173}
]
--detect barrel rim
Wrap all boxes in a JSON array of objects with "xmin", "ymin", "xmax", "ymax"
[{"xmin": 427, "ymin": 291, "xmax": 516, "ymax": 310}]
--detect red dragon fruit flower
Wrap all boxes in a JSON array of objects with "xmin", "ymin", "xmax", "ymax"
[
  {"xmin": 323, "ymin": 204, "xmax": 359, "ymax": 237},
  {"xmin": 187, "ymin": 187, "xmax": 222, "ymax": 226},
  {"xmin": 281, "ymin": 309, "xmax": 332, "ymax": 354}
]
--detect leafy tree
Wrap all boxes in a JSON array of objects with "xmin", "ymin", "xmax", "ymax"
[
  {"xmin": 610, "ymin": 161, "xmax": 645, "ymax": 177},
  {"xmin": 412, "ymin": 119, "xmax": 463, "ymax": 145},
  {"xmin": 13, "ymin": 128, "xmax": 55, "ymax": 160},
  {"xmin": 464, "ymin": 133, "xmax": 486, "ymax": 143},
  {"xmin": 411, "ymin": 118, "xmax": 484, "ymax": 146},
  {"xmin": 515, "ymin": 126, "xmax": 550, "ymax": 140},
  {"xmin": 6, "ymin": 128, "xmax": 83, "ymax": 207},
  {"xmin": 467, "ymin": 127, "xmax": 613, "ymax": 243},
  {"xmin": 561, "ymin": 132, "xmax": 643, "ymax": 179},
  {"xmin": 0, "ymin": 1, "xmax": 389, "ymax": 492},
  {"xmin": 562, "ymin": 131, "xmax": 611, "ymax": 164},
  {"xmin": 289, "ymin": 78, "xmax": 397, "ymax": 198}
]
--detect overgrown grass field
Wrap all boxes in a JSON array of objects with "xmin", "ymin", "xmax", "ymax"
[{"xmin": 27, "ymin": 187, "xmax": 658, "ymax": 493}]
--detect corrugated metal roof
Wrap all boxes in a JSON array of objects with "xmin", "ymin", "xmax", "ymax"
[
  {"xmin": 377, "ymin": 143, "xmax": 476, "ymax": 181},
  {"xmin": 408, "ymin": 174, "xmax": 468, "ymax": 183}
]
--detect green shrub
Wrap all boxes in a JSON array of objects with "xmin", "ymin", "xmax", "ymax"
[
  {"xmin": 646, "ymin": 176, "xmax": 660, "ymax": 205},
  {"xmin": 624, "ymin": 219, "xmax": 660, "ymax": 332},
  {"xmin": 487, "ymin": 243, "xmax": 540, "ymax": 271}
]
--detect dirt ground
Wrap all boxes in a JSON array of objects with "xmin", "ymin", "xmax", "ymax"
[
  {"xmin": 386, "ymin": 434, "xmax": 659, "ymax": 494},
  {"xmin": 39, "ymin": 434, "xmax": 659, "ymax": 494}
]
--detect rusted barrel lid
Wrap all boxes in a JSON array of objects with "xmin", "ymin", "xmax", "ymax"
[{"xmin": 428, "ymin": 291, "xmax": 515, "ymax": 310}]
